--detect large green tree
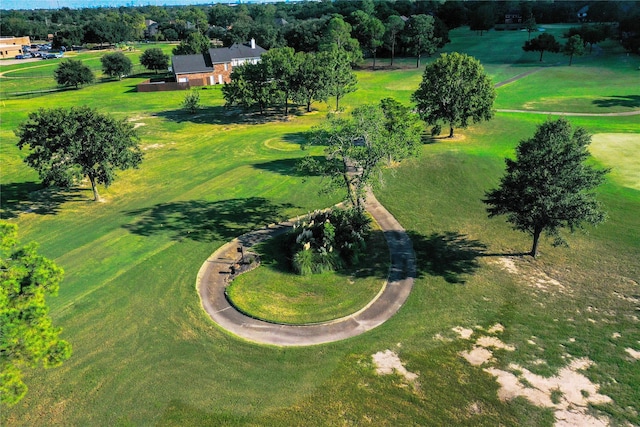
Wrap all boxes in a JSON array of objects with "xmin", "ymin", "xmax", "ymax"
[
  {"xmin": 54, "ymin": 59, "xmax": 95, "ymax": 89},
  {"xmin": 301, "ymin": 101, "xmax": 420, "ymax": 209},
  {"xmin": 379, "ymin": 97, "xmax": 423, "ymax": 164},
  {"xmin": 100, "ymin": 51, "xmax": 133, "ymax": 80},
  {"xmin": 403, "ymin": 14, "xmax": 440, "ymax": 68},
  {"xmin": 1, "ymin": 221, "xmax": 72, "ymax": 406},
  {"xmin": 563, "ymin": 34, "xmax": 585, "ymax": 66},
  {"xmin": 140, "ymin": 48, "xmax": 169, "ymax": 74},
  {"xmin": 222, "ymin": 61, "xmax": 275, "ymax": 115},
  {"xmin": 523, "ymin": 33, "xmax": 561, "ymax": 61},
  {"xmin": 261, "ymin": 47, "xmax": 301, "ymax": 116},
  {"xmin": 412, "ymin": 52, "xmax": 495, "ymax": 138},
  {"xmin": 319, "ymin": 15, "xmax": 362, "ymax": 64},
  {"xmin": 325, "ymin": 47, "xmax": 358, "ymax": 111},
  {"xmin": 469, "ymin": 4, "xmax": 495, "ymax": 36},
  {"xmin": 484, "ymin": 118, "xmax": 608, "ymax": 258},
  {"xmin": 172, "ymin": 32, "xmax": 211, "ymax": 55},
  {"xmin": 384, "ymin": 15, "xmax": 405, "ymax": 67},
  {"xmin": 292, "ymin": 51, "xmax": 330, "ymax": 112},
  {"xmin": 15, "ymin": 106, "xmax": 143, "ymax": 201},
  {"xmin": 351, "ymin": 10, "xmax": 385, "ymax": 70}
]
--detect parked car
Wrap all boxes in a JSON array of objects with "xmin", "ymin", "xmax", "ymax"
[
  {"xmin": 15, "ymin": 54, "xmax": 24, "ymax": 59},
  {"xmin": 42, "ymin": 53, "xmax": 57, "ymax": 60}
]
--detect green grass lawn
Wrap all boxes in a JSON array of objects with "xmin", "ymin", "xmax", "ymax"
[
  {"xmin": 1, "ymin": 27, "xmax": 639, "ymax": 426},
  {"xmin": 226, "ymin": 224, "xmax": 389, "ymax": 324}
]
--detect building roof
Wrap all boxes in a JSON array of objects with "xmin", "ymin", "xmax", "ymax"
[
  {"xmin": 208, "ymin": 41, "xmax": 266, "ymax": 64},
  {"xmin": 172, "ymin": 54, "xmax": 212, "ymax": 74},
  {"xmin": 172, "ymin": 40, "xmax": 267, "ymax": 75}
]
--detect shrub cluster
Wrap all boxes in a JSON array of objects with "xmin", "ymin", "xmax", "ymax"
[{"xmin": 287, "ymin": 208, "xmax": 371, "ymax": 275}]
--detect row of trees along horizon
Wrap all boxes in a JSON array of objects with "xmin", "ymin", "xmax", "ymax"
[{"xmin": 2, "ymin": 1, "xmax": 639, "ymax": 57}]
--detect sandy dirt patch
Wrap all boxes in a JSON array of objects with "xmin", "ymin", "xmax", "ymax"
[
  {"xmin": 497, "ymin": 257, "xmax": 519, "ymax": 274},
  {"xmin": 485, "ymin": 358, "xmax": 612, "ymax": 426},
  {"xmin": 487, "ymin": 323, "xmax": 505, "ymax": 334},
  {"xmin": 452, "ymin": 328, "xmax": 613, "ymax": 426},
  {"xmin": 372, "ymin": 350, "xmax": 419, "ymax": 382},
  {"xmin": 476, "ymin": 336, "xmax": 516, "ymax": 351},
  {"xmin": 452, "ymin": 326, "xmax": 474, "ymax": 339},
  {"xmin": 461, "ymin": 347, "xmax": 494, "ymax": 366},
  {"xmin": 495, "ymin": 257, "xmax": 568, "ymax": 294},
  {"xmin": 625, "ymin": 348, "xmax": 640, "ymax": 360}
]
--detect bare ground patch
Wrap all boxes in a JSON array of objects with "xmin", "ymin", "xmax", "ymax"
[
  {"xmin": 493, "ymin": 257, "xmax": 569, "ymax": 295},
  {"xmin": 372, "ymin": 350, "xmax": 419, "ymax": 384},
  {"xmin": 451, "ymin": 327, "xmax": 616, "ymax": 426},
  {"xmin": 625, "ymin": 348, "xmax": 640, "ymax": 360}
]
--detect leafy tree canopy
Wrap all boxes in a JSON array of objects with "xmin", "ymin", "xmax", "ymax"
[
  {"xmin": 15, "ymin": 106, "xmax": 143, "ymax": 201},
  {"xmin": 100, "ymin": 51, "xmax": 133, "ymax": 80},
  {"xmin": 53, "ymin": 58, "xmax": 94, "ymax": 89},
  {"xmin": 301, "ymin": 99, "xmax": 420, "ymax": 209},
  {"xmin": 172, "ymin": 31, "xmax": 211, "ymax": 55},
  {"xmin": 412, "ymin": 52, "xmax": 495, "ymax": 137},
  {"xmin": 563, "ymin": 34, "xmax": 585, "ymax": 65},
  {"xmin": 403, "ymin": 14, "xmax": 440, "ymax": 68},
  {"xmin": 1, "ymin": 221, "xmax": 71, "ymax": 406},
  {"xmin": 484, "ymin": 118, "xmax": 608, "ymax": 257},
  {"xmin": 140, "ymin": 48, "xmax": 170, "ymax": 74},
  {"xmin": 523, "ymin": 32, "xmax": 561, "ymax": 61}
]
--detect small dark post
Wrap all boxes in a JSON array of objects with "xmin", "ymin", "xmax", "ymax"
[{"xmin": 237, "ymin": 246, "xmax": 244, "ymax": 264}]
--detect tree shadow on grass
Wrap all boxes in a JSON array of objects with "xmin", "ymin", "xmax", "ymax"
[
  {"xmin": 281, "ymin": 130, "xmax": 312, "ymax": 145},
  {"xmin": 154, "ymin": 106, "xmax": 303, "ymax": 126},
  {"xmin": 408, "ymin": 231, "xmax": 487, "ymax": 284},
  {"xmin": 592, "ymin": 95, "xmax": 640, "ymax": 109},
  {"xmin": 1, "ymin": 181, "xmax": 85, "ymax": 219},
  {"xmin": 252, "ymin": 156, "xmax": 325, "ymax": 177},
  {"xmin": 122, "ymin": 197, "xmax": 296, "ymax": 242}
]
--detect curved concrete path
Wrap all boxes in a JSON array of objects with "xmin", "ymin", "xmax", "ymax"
[{"xmin": 196, "ymin": 190, "xmax": 416, "ymax": 346}]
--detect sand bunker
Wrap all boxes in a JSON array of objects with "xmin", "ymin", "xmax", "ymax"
[{"xmin": 372, "ymin": 350, "xmax": 418, "ymax": 382}]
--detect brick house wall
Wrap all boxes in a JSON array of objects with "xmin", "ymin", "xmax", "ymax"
[
  {"xmin": 175, "ymin": 65, "xmax": 232, "ymax": 86},
  {"xmin": 213, "ymin": 63, "xmax": 233, "ymax": 83}
]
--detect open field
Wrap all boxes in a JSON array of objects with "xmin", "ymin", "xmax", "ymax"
[{"xmin": 1, "ymin": 27, "xmax": 639, "ymax": 426}]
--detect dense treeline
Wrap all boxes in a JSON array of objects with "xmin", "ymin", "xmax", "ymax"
[{"xmin": 2, "ymin": 1, "xmax": 639, "ymax": 55}]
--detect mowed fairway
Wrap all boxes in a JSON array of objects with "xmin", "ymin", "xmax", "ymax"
[{"xmin": 1, "ymin": 28, "xmax": 639, "ymax": 426}]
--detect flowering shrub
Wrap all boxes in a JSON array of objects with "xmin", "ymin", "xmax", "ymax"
[{"xmin": 288, "ymin": 208, "xmax": 371, "ymax": 275}]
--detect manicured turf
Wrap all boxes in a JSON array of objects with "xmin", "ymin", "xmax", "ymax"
[
  {"xmin": 1, "ymin": 27, "xmax": 639, "ymax": 426},
  {"xmin": 226, "ymin": 224, "xmax": 389, "ymax": 324}
]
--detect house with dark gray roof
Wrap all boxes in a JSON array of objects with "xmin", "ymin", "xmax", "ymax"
[{"xmin": 172, "ymin": 39, "xmax": 267, "ymax": 87}]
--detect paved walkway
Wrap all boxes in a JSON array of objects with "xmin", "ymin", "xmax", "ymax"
[{"xmin": 196, "ymin": 190, "xmax": 416, "ymax": 346}]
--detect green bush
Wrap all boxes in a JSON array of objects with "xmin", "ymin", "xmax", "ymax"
[
  {"xmin": 288, "ymin": 208, "xmax": 371, "ymax": 275},
  {"xmin": 182, "ymin": 89, "xmax": 200, "ymax": 114}
]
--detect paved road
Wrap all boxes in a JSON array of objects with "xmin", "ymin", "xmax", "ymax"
[{"xmin": 196, "ymin": 190, "xmax": 416, "ymax": 347}]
